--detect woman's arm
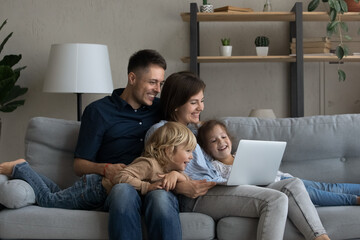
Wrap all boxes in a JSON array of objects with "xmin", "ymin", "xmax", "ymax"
[{"xmin": 174, "ymin": 179, "xmax": 216, "ymax": 198}]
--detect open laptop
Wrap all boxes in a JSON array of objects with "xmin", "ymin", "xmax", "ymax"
[{"xmin": 223, "ymin": 139, "xmax": 287, "ymax": 186}]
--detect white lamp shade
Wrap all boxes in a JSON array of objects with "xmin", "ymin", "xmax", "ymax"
[
  {"xmin": 248, "ymin": 109, "xmax": 276, "ymax": 119},
  {"xmin": 43, "ymin": 43, "xmax": 113, "ymax": 93}
]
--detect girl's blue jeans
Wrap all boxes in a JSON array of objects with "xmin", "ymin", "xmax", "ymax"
[{"xmin": 281, "ymin": 177, "xmax": 359, "ymax": 206}]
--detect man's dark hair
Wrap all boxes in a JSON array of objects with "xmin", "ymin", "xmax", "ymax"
[{"xmin": 127, "ymin": 49, "xmax": 167, "ymax": 74}]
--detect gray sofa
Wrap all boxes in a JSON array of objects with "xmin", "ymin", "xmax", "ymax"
[{"xmin": 0, "ymin": 114, "xmax": 360, "ymax": 240}]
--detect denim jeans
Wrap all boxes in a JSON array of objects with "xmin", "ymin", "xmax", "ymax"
[
  {"xmin": 103, "ymin": 183, "xmax": 181, "ymax": 240},
  {"xmin": 302, "ymin": 179, "xmax": 359, "ymax": 206},
  {"xmin": 12, "ymin": 162, "xmax": 107, "ymax": 209}
]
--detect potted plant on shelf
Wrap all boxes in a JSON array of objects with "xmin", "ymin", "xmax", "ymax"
[
  {"xmin": 220, "ymin": 38, "xmax": 232, "ymax": 56},
  {"xmin": 200, "ymin": 0, "xmax": 214, "ymax": 13},
  {"xmin": 307, "ymin": 0, "xmax": 360, "ymax": 81},
  {"xmin": 255, "ymin": 36, "xmax": 270, "ymax": 56},
  {"xmin": 0, "ymin": 19, "xmax": 28, "ymax": 138}
]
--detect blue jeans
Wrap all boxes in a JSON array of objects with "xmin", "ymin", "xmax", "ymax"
[
  {"xmin": 282, "ymin": 177, "xmax": 359, "ymax": 206},
  {"xmin": 103, "ymin": 183, "xmax": 181, "ymax": 240},
  {"xmin": 12, "ymin": 162, "xmax": 107, "ymax": 209}
]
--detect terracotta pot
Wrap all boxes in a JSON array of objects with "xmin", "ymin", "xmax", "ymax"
[{"xmin": 345, "ymin": 0, "xmax": 360, "ymax": 12}]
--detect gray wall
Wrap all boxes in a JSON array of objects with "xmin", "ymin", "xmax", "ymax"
[{"xmin": 1, "ymin": 0, "xmax": 360, "ymax": 161}]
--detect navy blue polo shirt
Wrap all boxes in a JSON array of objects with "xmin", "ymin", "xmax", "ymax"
[{"xmin": 74, "ymin": 88, "xmax": 161, "ymax": 165}]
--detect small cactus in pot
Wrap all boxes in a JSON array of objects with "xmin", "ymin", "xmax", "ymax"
[
  {"xmin": 255, "ymin": 36, "xmax": 270, "ymax": 47},
  {"xmin": 255, "ymin": 36, "xmax": 270, "ymax": 56}
]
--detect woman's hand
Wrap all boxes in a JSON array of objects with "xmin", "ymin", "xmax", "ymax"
[
  {"xmin": 158, "ymin": 171, "xmax": 182, "ymax": 191},
  {"xmin": 175, "ymin": 180, "xmax": 216, "ymax": 198}
]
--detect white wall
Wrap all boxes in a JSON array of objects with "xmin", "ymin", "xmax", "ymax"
[{"xmin": 1, "ymin": 0, "xmax": 360, "ymax": 161}]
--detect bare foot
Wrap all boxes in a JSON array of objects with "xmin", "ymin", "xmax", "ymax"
[{"xmin": 0, "ymin": 159, "xmax": 26, "ymax": 176}]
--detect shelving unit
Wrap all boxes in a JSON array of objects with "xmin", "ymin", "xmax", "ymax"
[{"xmin": 181, "ymin": 2, "xmax": 360, "ymax": 117}]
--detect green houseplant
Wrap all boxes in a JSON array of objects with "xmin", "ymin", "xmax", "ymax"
[
  {"xmin": 0, "ymin": 19, "xmax": 27, "ymax": 113},
  {"xmin": 308, "ymin": 0, "xmax": 360, "ymax": 81},
  {"xmin": 0, "ymin": 19, "xmax": 27, "ymax": 137},
  {"xmin": 220, "ymin": 38, "xmax": 232, "ymax": 56},
  {"xmin": 255, "ymin": 36, "xmax": 270, "ymax": 56},
  {"xmin": 200, "ymin": 0, "xmax": 214, "ymax": 13}
]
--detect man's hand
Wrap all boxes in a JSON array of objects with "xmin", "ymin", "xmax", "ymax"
[
  {"xmin": 105, "ymin": 163, "xmax": 127, "ymax": 183},
  {"xmin": 175, "ymin": 179, "xmax": 216, "ymax": 198},
  {"xmin": 148, "ymin": 181, "xmax": 163, "ymax": 192}
]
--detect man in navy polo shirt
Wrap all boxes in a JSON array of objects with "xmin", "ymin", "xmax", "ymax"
[{"xmin": 73, "ymin": 49, "xmax": 181, "ymax": 240}]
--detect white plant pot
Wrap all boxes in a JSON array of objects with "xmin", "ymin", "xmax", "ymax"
[
  {"xmin": 200, "ymin": 4, "xmax": 214, "ymax": 13},
  {"xmin": 256, "ymin": 47, "xmax": 269, "ymax": 56},
  {"xmin": 220, "ymin": 46, "xmax": 232, "ymax": 56}
]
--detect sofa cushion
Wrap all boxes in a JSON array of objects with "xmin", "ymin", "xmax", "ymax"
[
  {"xmin": 222, "ymin": 114, "xmax": 360, "ymax": 183},
  {"xmin": 25, "ymin": 117, "xmax": 81, "ymax": 188},
  {"xmin": 0, "ymin": 205, "xmax": 214, "ymax": 240},
  {"xmin": 0, "ymin": 178, "xmax": 35, "ymax": 208}
]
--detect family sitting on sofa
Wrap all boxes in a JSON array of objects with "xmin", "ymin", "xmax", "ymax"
[{"xmin": 3, "ymin": 49, "xmax": 360, "ymax": 240}]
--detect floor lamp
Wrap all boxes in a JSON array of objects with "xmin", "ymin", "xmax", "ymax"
[{"xmin": 43, "ymin": 43, "xmax": 113, "ymax": 121}]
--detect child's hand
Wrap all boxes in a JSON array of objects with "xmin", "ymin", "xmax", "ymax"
[
  {"xmin": 158, "ymin": 171, "xmax": 180, "ymax": 191},
  {"xmin": 148, "ymin": 181, "xmax": 163, "ymax": 192}
]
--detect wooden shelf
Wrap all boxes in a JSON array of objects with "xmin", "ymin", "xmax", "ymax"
[
  {"xmin": 181, "ymin": 55, "xmax": 360, "ymax": 63},
  {"xmin": 180, "ymin": 11, "xmax": 360, "ymax": 22}
]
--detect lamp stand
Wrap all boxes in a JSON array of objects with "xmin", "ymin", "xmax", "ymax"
[{"xmin": 76, "ymin": 93, "xmax": 83, "ymax": 121}]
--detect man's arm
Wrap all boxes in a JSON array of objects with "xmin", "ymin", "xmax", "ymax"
[
  {"xmin": 174, "ymin": 179, "xmax": 216, "ymax": 198},
  {"xmin": 73, "ymin": 158, "xmax": 126, "ymax": 179}
]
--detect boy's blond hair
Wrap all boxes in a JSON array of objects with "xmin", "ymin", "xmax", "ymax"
[{"xmin": 144, "ymin": 122, "xmax": 197, "ymax": 168}]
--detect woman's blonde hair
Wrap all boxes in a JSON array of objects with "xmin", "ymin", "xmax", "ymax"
[{"xmin": 144, "ymin": 122, "xmax": 197, "ymax": 168}]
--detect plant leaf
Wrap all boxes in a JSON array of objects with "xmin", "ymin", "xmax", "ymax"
[
  {"xmin": 339, "ymin": 0, "xmax": 348, "ymax": 12},
  {"xmin": 327, "ymin": 21, "xmax": 339, "ymax": 36},
  {"xmin": 0, "ymin": 19, "xmax": 7, "ymax": 32},
  {"xmin": 336, "ymin": 45, "xmax": 345, "ymax": 59},
  {"xmin": 0, "ymin": 54, "xmax": 22, "ymax": 67},
  {"xmin": 0, "ymin": 85, "xmax": 28, "ymax": 105},
  {"xmin": 334, "ymin": 0, "xmax": 341, "ymax": 12},
  {"xmin": 329, "ymin": 0, "xmax": 336, "ymax": 8},
  {"xmin": 338, "ymin": 69, "xmax": 346, "ymax": 81},
  {"xmin": 13, "ymin": 66, "xmax": 26, "ymax": 81},
  {"xmin": 330, "ymin": 8, "xmax": 337, "ymax": 21},
  {"xmin": 0, "ymin": 32, "xmax": 12, "ymax": 55},
  {"xmin": 308, "ymin": 0, "xmax": 320, "ymax": 11},
  {"xmin": 344, "ymin": 34, "xmax": 352, "ymax": 40},
  {"xmin": 0, "ymin": 100, "xmax": 25, "ymax": 113}
]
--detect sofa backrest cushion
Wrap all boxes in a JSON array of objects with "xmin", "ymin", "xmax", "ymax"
[
  {"xmin": 222, "ymin": 114, "xmax": 360, "ymax": 183},
  {"xmin": 25, "ymin": 117, "xmax": 80, "ymax": 188}
]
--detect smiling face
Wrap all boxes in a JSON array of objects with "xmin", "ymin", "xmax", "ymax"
[
  {"xmin": 205, "ymin": 124, "xmax": 232, "ymax": 162},
  {"xmin": 167, "ymin": 144, "xmax": 193, "ymax": 171},
  {"xmin": 174, "ymin": 90, "xmax": 204, "ymax": 125},
  {"xmin": 128, "ymin": 64, "xmax": 165, "ymax": 108}
]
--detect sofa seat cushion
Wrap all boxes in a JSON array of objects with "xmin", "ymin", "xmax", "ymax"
[
  {"xmin": 216, "ymin": 206, "xmax": 360, "ymax": 240},
  {"xmin": 0, "ymin": 206, "xmax": 109, "ymax": 239},
  {"xmin": 0, "ymin": 205, "xmax": 215, "ymax": 240}
]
